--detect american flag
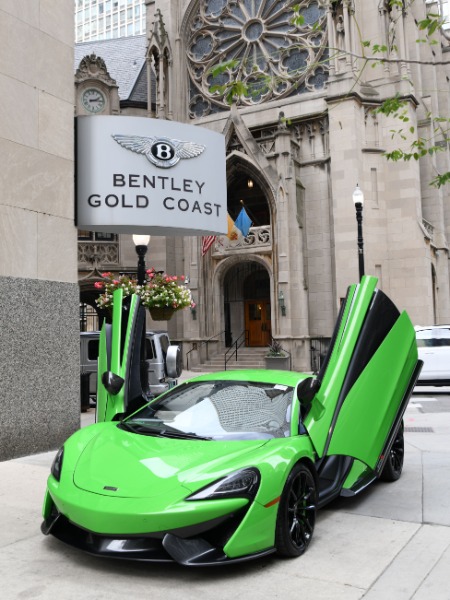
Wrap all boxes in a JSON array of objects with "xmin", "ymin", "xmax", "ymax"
[{"xmin": 201, "ymin": 235, "xmax": 216, "ymax": 256}]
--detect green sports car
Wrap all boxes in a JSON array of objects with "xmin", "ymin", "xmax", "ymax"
[{"xmin": 41, "ymin": 276, "xmax": 422, "ymax": 565}]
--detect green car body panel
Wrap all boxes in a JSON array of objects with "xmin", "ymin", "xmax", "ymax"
[
  {"xmin": 41, "ymin": 275, "xmax": 422, "ymax": 565},
  {"xmin": 304, "ymin": 277, "xmax": 417, "ymax": 466}
]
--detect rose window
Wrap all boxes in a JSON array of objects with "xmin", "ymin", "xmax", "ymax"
[{"xmin": 187, "ymin": 0, "xmax": 328, "ymax": 117}]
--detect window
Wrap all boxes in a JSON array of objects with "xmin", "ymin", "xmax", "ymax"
[
  {"xmin": 88, "ymin": 340, "xmax": 99, "ymax": 361},
  {"xmin": 416, "ymin": 328, "xmax": 450, "ymax": 347}
]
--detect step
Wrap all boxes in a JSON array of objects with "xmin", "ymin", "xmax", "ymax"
[{"xmin": 188, "ymin": 346, "xmax": 269, "ymax": 373}]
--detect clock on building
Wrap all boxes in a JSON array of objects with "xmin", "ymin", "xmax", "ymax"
[{"xmin": 81, "ymin": 88, "xmax": 106, "ymax": 113}]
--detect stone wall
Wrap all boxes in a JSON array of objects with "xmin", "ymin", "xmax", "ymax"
[
  {"xmin": 0, "ymin": 278, "xmax": 80, "ymax": 461},
  {"xmin": 0, "ymin": 3, "xmax": 78, "ymax": 460}
]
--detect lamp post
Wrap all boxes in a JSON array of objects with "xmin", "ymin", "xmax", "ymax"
[
  {"xmin": 352, "ymin": 184, "xmax": 365, "ymax": 280},
  {"xmin": 132, "ymin": 234, "xmax": 150, "ymax": 285}
]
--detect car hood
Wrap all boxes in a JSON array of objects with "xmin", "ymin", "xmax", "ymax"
[{"xmin": 73, "ymin": 424, "xmax": 269, "ymax": 499}]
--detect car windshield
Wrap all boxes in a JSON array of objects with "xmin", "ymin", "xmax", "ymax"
[
  {"xmin": 416, "ymin": 328, "xmax": 450, "ymax": 347},
  {"xmin": 123, "ymin": 380, "xmax": 294, "ymax": 441}
]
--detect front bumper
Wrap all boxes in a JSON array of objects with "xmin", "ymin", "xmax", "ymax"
[{"xmin": 41, "ymin": 503, "xmax": 275, "ymax": 566}]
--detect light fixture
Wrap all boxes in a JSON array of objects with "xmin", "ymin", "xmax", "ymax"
[
  {"xmin": 247, "ymin": 179, "xmax": 254, "ymax": 189},
  {"xmin": 278, "ymin": 290, "xmax": 286, "ymax": 316},
  {"xmin": 352, "ymin": 183, "xmax": 364, "ymax": 207},
  {"xmin": 132, "ymin": 234, "xmax": 151, "ymax": 247},
  {"xmin": 352, "ymin": 184, "xmax": 365, "ymax": 280},
  {"xmin": 132, "ymin": 234, "xmax": 151, "ymax": 285}
]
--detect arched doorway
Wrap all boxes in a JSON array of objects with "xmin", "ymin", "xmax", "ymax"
[
  {"xmin": 244, "ymin": 270, "xmax": 271, "ymax": 347},
  {"xmin": 226, "ymin": 165, "xmax": 270, "ymax": 226},
  {"xmin": 223, "ymin": 261, "xmax": 271, "ymax": 347}
]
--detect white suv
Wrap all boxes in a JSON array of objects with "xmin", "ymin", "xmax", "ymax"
[{"xmin": 415, "ymin": 325, "xmax": 450, "ymax": 386}]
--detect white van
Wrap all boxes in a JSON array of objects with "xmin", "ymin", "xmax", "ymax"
[
  {"xmin": 80, "ymin": 330, "xmax": 181, "ymax": 403},
  {"xmin": 415, "ymin": 325, "xmax": 450, "ymax": 386}
]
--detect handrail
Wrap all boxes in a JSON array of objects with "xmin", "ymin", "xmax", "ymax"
[
  {"xmin": 224, "ymin": 330, "xmax": 249, "ymax": 370},
  {"xmin": 185, "ymin": 330, "xmax": 226, "ymax": 370}
]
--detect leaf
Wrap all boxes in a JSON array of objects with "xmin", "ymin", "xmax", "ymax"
[
  {"xmin": 431, "ymin": 172, "xmax": 450, "ymax": 188},
  {"xmin": 209, "ymin": 59, "xmax": 239, "ymax": 77}
]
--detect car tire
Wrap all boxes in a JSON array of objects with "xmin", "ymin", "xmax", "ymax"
[
  {"xmin": 275, "ymin": 463, "xmax": 317, "ymax": 557},
  {"xmin": 380, "ymin": 423, "xmax": 404, "ymax": 482}
]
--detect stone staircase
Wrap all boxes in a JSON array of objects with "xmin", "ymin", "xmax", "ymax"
[{"xmin": 189, "ymin": 345, "xmax": 268, "ymax": 372}]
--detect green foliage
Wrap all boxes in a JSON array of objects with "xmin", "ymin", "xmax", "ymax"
[
  {"xmin": 267, "ymin": 339, "xmax": 286, "ymax": 357},
  {"xmin": 430, "ymin": 172, "xmax": 450, "ymax": 188},
  {"xmin": 376, "ymin": 94, "xmax": 450, "ymax": 187},
  {"xmin": 417, "ymin": 13, "xmax": 445, "ymax": 36},
  {"xmin": 291, "ymin": 5, "xmax": 305, "ymax": 27}
]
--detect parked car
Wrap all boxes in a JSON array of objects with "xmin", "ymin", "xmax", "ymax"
[
  {"xmin": 42, "ymin": 278, "xmax": 421, "ymax": 566},
  {"xmin": 415, "ymin": 325, "xmax": 450, "ymax": 386},
  {"xmin": 80, "ymin": 330, "xmax": 181, "ymax": 401}
]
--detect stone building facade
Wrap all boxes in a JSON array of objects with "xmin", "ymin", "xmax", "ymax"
[
  {"xmin": 76, "ymin": 0, "xmax": 450, "ymax": 371},
  {"xmin": 0, "ymin": 3, "xmax": 79, "ymax": 460}
]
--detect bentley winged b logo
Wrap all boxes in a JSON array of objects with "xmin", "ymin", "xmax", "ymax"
[{"xmin": 111, "ymin": 134, "xmax": 206, "ymax": 169}]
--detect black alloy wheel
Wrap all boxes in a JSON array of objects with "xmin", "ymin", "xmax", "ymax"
[
  {"xmin": 275, "ymin": 463, "xmax": 317, "ymax": 557},
  {"xmin": 380, "ymin": 422, "xmax": 404, "ymax": 482}
]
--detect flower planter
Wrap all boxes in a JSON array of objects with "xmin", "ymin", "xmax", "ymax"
[
  {"xmin": 149, "ymin": 307, "xmax": 175, "ymax": 321},
  {"xmin": 264, "ymin": 355, "xmax": 290, "ymax": 370},
  {"xmin": 95, "ymin": 269, "xmax": 195, "ymax": 319}
]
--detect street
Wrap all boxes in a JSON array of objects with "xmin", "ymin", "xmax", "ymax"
[{"xmin": 0, "ymin": 386, "xmax": 449, "ymax": 599}]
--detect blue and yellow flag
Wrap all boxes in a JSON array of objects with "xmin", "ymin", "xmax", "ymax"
[{"xmin": 234, "ymin": 207, "xmax": 252, "ymax": 237}]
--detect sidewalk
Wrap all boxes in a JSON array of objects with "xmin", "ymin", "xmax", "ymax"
[{"xmin": 1, "ymin": 387, "xmax": 449, "ymax": 599}]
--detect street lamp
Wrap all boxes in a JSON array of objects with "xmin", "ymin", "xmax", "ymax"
[
  {"xmin": 132, "ymin": 234, "xmax": 150, "ymax": 285},
  {"xmin": 352, "ymin": 184, "xmax": 365, "ymax": 280}
]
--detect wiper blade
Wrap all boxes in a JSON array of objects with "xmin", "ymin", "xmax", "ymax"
[
  {"xmin": 157, "ymin": 430, "xmax": 212, "ymax": 441},
  {"xmin": 120, "ymin": 421, "xmax": 211, "ymax": 440}
]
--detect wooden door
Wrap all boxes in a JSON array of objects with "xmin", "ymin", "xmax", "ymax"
[{"xmin": 245, "ymin": 300, "xmax": 271, "ymax": 347}]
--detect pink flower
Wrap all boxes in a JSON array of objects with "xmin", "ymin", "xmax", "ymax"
[
  {"xmin": 94, "ymin": 281, "xmax": 104, "ymax": 289},
  {"xmin": 113, "ymin": 280, "xmax": 119, "ymax": 285},
  {"xmin": 180, "ymin": 275, "xmax": 185, "ymax": 281},
  {"xmin": 101, "ymin": 271, "xmax": 112, "ymax": 278}
]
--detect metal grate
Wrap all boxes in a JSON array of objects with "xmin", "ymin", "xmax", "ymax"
[{"xmin": 404, "ymin": 427, "xmax": 434, "ymax": 433}]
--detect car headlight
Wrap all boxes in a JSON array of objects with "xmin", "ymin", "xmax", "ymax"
[
  {"xmin": 187, "ymin": 468, "xmax": 260, "ymax": 501},
  {"xmin": 51, "ymin": 447, "xmax": 64, "ymax": 482}
]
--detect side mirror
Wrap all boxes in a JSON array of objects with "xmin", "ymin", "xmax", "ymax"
[
  {"xmin": 102, "ymin": 371, "xmax": 125, "ymax": 395},
  {"xmin": 297, "ymin": 377, "xmax": 320, "ymax": 407}
]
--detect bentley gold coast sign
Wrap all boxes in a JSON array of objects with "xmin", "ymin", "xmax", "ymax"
[{"xmin": 76, "ymin": 116, "xmax": 227, "ymax": 236}]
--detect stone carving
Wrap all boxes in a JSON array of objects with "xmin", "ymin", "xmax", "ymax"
[
  {"xmin": 75, "ymin": 54, "xmax": 117, "ymax": 86},
  {"xmin": 187, "ymin": 0, "xmax": 329, "ymax": 116},
  {"xmin": 78, "ymin": 242, "xmax": 119, "ymax": 265}
]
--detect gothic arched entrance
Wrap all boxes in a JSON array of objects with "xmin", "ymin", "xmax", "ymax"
[
  {"xmin": 244, "ymin": 269, "xmax": 271, "ymax": 347},
  {"xmin": 223, "ymin": 261, "xmax": 271, "ymax": 347}
]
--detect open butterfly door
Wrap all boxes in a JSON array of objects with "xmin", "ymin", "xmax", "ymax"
[
  {"xmin": 303, "ymin": 276, "xmax": 421, "ymax": 471},
  {"xmin": 96, "ymin": 289, "xmax": 149, "ymax": 422}
]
